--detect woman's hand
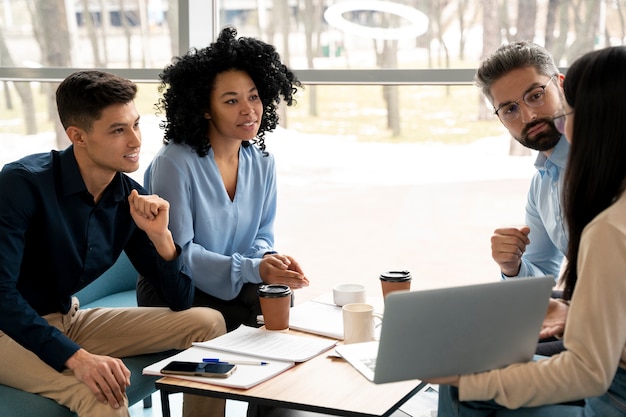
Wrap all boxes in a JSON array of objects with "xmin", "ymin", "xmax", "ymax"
[
  {"xmin": 422, "ymin": 375, "xmax": 460, "ymax": 386},
  {"xmin": 259, "ymin": 253, "xmax": 309, "ymax": 288},
  {"xmin": 540, "ymin": 298, "xmax": 568, "ymax": 339}
]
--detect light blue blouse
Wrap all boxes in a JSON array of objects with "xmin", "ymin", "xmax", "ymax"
[
  {"xmin": 144, "ymin": 142, "xmax": 276, "ymax": 300},
  {"xmin": 514, "ymin": 136, "xmax": 569, "ymax": 280}
]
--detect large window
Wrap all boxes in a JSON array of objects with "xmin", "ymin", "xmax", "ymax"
[{"xmin": 0, "ymin": 0, "xmax": 623, "ymax": 295}]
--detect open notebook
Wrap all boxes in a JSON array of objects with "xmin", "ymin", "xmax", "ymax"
[{"xmin": 336, "ymin": 276, "xmax": 554, "ymax": 383}]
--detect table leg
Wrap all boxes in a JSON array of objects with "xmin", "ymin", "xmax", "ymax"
[{"xmin": 160, "ymin": 389, "xmax": 172, "ymax": 417}]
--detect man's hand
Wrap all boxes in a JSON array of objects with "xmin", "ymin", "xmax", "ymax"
[
  {"xmin": 259, "ymin": 253, "xmax": 309, "ymax": 289},
  {"xmin": 128, "ymin": 190, "xmax": 177, "ymax": 260},
  {"xmin": 128, "ymin": 189, "xmax": 169, "ymax": 235},
  {"xmin": 65, "ymin": 349, "xmax": 131, "ymax": 409},
  {"xmin": 540, "ymin": 298, "xmax": 568, "ymax": 339},
  {"xmin": 491, "ymin": 226, "xmax": 531, "ymax": 277}
]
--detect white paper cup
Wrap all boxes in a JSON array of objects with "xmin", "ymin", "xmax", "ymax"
[{"xmin": 333, "ymin": 283, "xmax": 367, "ymax": 306}]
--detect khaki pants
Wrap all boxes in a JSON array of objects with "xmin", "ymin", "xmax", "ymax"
[{"xmin": 0, "ymin": 298, "xmax": 227, "ymax": 417}]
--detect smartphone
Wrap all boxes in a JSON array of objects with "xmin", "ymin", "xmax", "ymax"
[{"xmin": 160, "ymin": 361, "xmax": 237, "ymax": 378}]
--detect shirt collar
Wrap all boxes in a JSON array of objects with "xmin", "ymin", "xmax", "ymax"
[
  {"xmin": 58, "ymin": 145, "xmax": 126, "ymax": 203},
  {"xmin": 534, "ymin": 136, "xmax": 569, "ymax": 179}
]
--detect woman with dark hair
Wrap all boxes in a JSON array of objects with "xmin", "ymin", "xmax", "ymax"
[
  {"xmin": 433, "ymin": 45, "xmax": 626, "ymax": 416},
  {"xmin": 138, "ymin": 27, "xmax": 309, "ymax": 331}
]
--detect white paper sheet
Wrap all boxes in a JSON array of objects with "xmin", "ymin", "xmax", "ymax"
[{"xmin": 192, "ymin": 325, "xmax": 338, "ymax": 362}]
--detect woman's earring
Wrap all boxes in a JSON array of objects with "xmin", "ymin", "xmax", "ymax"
[{"xmin": 204, "ymin": 113, "xmax": 211, "ymax": 119}]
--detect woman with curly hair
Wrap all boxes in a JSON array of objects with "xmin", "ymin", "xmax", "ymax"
[{"xmin": 138, "ymin": 26, "xmax": 309, "ymax": 331}]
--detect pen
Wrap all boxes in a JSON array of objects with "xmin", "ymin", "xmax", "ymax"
[{"xmin": 203, "ymin": 358, "xmax": 268, "ymax": 366}]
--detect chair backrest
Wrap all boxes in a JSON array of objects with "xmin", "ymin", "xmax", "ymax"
[{"xmin": 73, "ymin": 252, "xmax": 137, "ymax": 305}]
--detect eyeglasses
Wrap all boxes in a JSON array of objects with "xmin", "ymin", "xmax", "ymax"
[
  {"xmin": 494, "ymin": 75, "xmax": 556, "ymax": 122},
  {"xmin": 553, "ymin": 111, "xmax": 573, "ymax": 135}
]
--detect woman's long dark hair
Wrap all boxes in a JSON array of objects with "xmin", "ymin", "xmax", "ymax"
[
  {"xmin": 157, "ymin": 26, "xmax": 301, "ymax": 157},
  {"xmin": 561, "ymin": 46, "xmax": 626, "ymax": 299}
]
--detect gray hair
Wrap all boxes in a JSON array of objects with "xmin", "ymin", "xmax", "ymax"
[{"xmin": 475, "ymin": 41, "xmax": 559, "ymax": 104}]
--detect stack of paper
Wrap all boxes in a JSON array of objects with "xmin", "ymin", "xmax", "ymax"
[
  {"xmin": 144, "ymin": 325, "xmax": 337, "ymax": 389},
  {"xmin": 192, "ymin": 325, "xmax": 338, "ymax": 362}
]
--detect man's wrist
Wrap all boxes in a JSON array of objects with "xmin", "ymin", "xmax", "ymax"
[
  {"xmin": 149, "ymin": 231, "xmax": 179, "ymax": 261},
  {"xmin": 501, "ymin": 263, "xmax": 522, "ymax": 278}
]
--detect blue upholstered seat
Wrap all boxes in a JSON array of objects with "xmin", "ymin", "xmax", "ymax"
[{"xmin": 0, "ymin": 253, "xmax": 172, "ymax": 417}]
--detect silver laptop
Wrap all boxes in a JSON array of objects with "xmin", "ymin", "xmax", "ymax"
[{"xmin": 335, "ymin": 276, "xmax": 554, "ymax": 383}]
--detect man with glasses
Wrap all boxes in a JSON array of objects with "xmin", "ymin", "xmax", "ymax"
[{"xmin": 476, "ymin": 41, "xmax": 570, "ymax": 355}]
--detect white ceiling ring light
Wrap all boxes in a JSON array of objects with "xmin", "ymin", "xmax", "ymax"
[{"xmin": 323, "ymin": 0, "xmax": 429, "ymax": 40}]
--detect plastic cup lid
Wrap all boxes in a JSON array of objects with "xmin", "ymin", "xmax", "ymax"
[
  {"xmin": 258, "ymin": 284, "xmax": 292, "ymax": 297},
  {"xmin": 379, "ymin": 270, "xmax": 412, "ymax": 282}
]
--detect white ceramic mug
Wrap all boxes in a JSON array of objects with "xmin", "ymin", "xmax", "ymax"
[
  {"xmin": 342, "ymin": 303, "xmax": 382, "ymax": 344},
  {"xmin": 333, "ymin": 283, "xmax": 367, "ymax": 306}
]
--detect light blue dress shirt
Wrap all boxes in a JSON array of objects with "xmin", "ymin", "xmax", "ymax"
[
  {"xmin": 513, "ymin": 136, "xmax": 569, "ymax": 280},
  {"xmin": 144, "ymin": 142, "xmax": 276, "ymax": 300}
]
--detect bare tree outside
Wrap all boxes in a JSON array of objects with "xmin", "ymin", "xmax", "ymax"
[
  {"xmin": 544, "ymin": 0, "xmax": 561, "ymax": 52},
  {"xmin": 509, "ymin": 0, "xmax": 538, "ymax": 156},
  {"xmin": 545, "ymin": 0, "xmax": 569, "ymax": 63},
  {"xmin": 81, "ymin": 0, "xmax": 105, "ymax": 67},
  {"xmin": 99, "ymin": 0, "xmax": 111, "ymax": 64},
  {"xmin": 457, "ymin": 0, "xmax": 480, "ymax": 61},
  {"xmin": 4, "ymin": 0, "xmax": 626, "ymax": 148},
  {"xmin": 430, "ymin": 0, "xmax": 451, "ymax": 70},
  {"xmin": 377, "ymin": 38, "xmax": 400, "ymax": 136},
  {"xmin": 0, "ymin": 27, "xmax": 36, "ymax": 135},
  {"xmin": 120, "ymin": 0, "xmax": 133, "ymax": 66},
  {"xmin": 498, "ymin": 1, "xmax": 514, "ymax": 43},
  {"xmin": 567, "ymin": 0, "xmax": 602, "ymax": 61},
  {"xmin": 167, "ymin": 0, "xmax": 178, "ymax": 55},
  {"xmin": 613, "ymin": 0, "xmax": 626, "ymax": 43},
  {"xmin": 301, "ymin": 0, "xmax": 321, "ymax": 117},
  {"xmin": 516, "ymin": 0, "xmax": 537, "ymax": 41},
  {"xmin": 372, "ymin": 8, "xmax": 401, "ymax": 137},
  {"xmin": 31, "ymin": 0, "xmax": 72, "ymax": 149},
  {"xmin": 137, "ymin": 0, "xmax": 152, "ymax": 68},
  {"xmin": 478, "ymin": 0, "xmax": 499, "ymax": 122}
]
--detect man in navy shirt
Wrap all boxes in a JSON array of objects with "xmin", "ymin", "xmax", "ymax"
[{"xmin": 0, "ymin": 70, "xmax": 226, "ymax": 417}]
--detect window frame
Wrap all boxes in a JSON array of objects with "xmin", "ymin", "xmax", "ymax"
[{"xmin": 0, "ymin": 0, "xmax": 476, "ymax": 86}]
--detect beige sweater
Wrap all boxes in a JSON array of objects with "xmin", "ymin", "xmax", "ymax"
[{"xmin": 460, "ymin": 192, "xmax": 626, "ymax": 408}]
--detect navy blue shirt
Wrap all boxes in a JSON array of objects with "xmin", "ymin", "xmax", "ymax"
[{"xmin": 0, "ymin": 146, "xmax": 194, "ymax": 372}]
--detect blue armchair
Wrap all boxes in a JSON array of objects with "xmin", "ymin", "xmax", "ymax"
[{"xmin": 0, "ymin": 253, "xmax": 173, "ymax": 417}]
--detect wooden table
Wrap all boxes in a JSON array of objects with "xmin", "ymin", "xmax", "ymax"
[{"xmin": 156, "ymin": 341, "xmax": 425, "ymax": 417}]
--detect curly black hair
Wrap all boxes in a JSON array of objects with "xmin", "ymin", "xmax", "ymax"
[{"xmin": 156, "ymin": 26, "xmax": 302, "ymax": 157}]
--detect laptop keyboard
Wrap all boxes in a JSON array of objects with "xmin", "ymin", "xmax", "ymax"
[{"xmin": 363, "ymin": 357, "xmax": 377, "ymax": 372}]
